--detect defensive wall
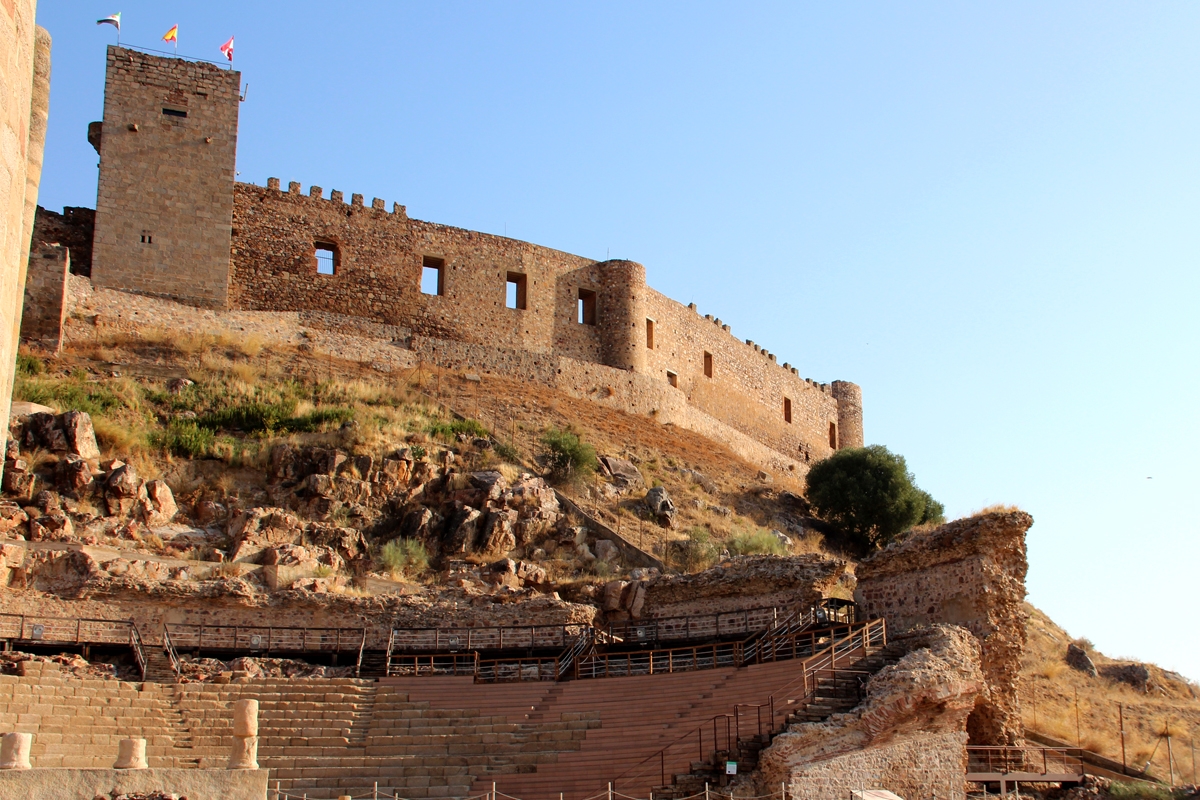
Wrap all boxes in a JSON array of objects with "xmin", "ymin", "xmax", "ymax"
[
  {"xmin": 0, "ymin": 0, "xmax": 49, "ymax": 489},
  {"xmin": 25, "ymin": 45, "xmax": 863, "ymax": 476}
]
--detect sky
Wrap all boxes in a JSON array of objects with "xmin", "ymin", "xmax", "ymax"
[{"xmin": 32, "ymin": 2, "xmax": 1200, "ymax": 680}]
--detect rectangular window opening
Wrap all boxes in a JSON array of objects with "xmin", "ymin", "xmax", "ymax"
[
  {"xmin": 829, "ymin": 422, "xmax": 838, "ymax": 448},
  {"xmin": 315, "ymin": 242, "xmax": 337, "ymax": 276},
  {"xmin": 703, "ymin": 351, "xmax": 713, "ymax": 378},
  {"xmin": 666, "ymin": 371, "xmax": 678, "ymax": 388},
  {"xmin": 421, "ymin": 256, "xmax": 445, "ymax": 296},
  {"xmin": 578, "ymin": 288, "xmax": 597, "ymax": 325},
  {"xmin": 162, "ymin": 107, "xmax": 188, "ymax": 118},
  {"xmin": 506, "ymin": 272, "xmax": 527, "ymax": 310},
  {"xmin": 139, "ymin": 231, "xmax": 153, "ymax": 244},
  {"xmin": 646, "ymin": 318, "xmax": 655, "ymax": 349},
  {"xmin": 784, "ymin": 397, "xmax": 792, "ymax": 424}
]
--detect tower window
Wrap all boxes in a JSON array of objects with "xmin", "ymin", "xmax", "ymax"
[
  {"xmin": 506, "ymin": 272, "xmax": 527, "ymax": 309},
  {"xmin": 139, "ymin": 231, "xmax": 153, "ymax": 244},
  {"xmin": 646, "ymin": 318, "xmax": 655, "ymax": 349},
  {"xmin": 162, "ymin": 107, "xmax": 188, "ymax": 118},
  {"xmin": 666, "ymin": 371, "xmax": 678, "ymax": 388},
  {"xmin": 829, "ymin": 422, "xmax": 837, "ymax": 448},
  {"xmin": 314, "ymin": 242, "xmax": 337, "ymax": 275},
  {"xmin": 784, "ymin": 397, "xmax": 792, "ymax": 423},
  {"xmin": 578, "ymin": 289, "xmax": 597, "ymax": 325},
  {"xmin": 421, "ymin": 256, "xmax": 445, "ymax": 296},
  {"xmin": 703, "ymin": 351, "xmax": 713, "ymax": 378}
]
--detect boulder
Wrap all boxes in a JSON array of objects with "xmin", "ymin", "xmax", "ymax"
[
  {"xmin": 644, "ymin": 486, "xmax": 676, "ymax": 527},
  {"xmin": 769, "ymin": 529, "xmax": 792, "ymax": 550},
  {"xmin": 227, "ymin": 507, "xmax": 304, "ymax": 562},
  {"xmin": 300, "ymin": 473, "xmax": 336, "ymax": 498},
  {"xmin": 56, "ymin": 455, "xmax": 94, "ymax": 495},
  {"xmin": 479, "ymin": 508, "xmax": 518, "ymax": 555},
  {"xmin": 599, "ymin": 457, "xmax": 645, "ymax": 491},
  {"xmin": 1065, "ymin": 643, "xmax": 1098, "ymax": 677},
  {"xmin": 140, "ymin": 480, "xmax": 178, "ymax": 527},
  {"xmin": 594, "ymin": 539, "xmax": 620, "ymax": 563},
  {"xmin": 602, "ymin": 580, "xmax": 627, "ymax": 611},
  {"xmin": 1102, "ymin": 662, "xmax": 1151, "ymax": 691},
  {"xmin": 29, "ymin": 510, "xmax": 73, "ymax": 542},
  {"xmin": 0, "ymin": 502, "xmax": 28, "ymax": 536},
  {"xmin": 444, "ymin": 506, "xmax": 482, "ymax": 554},
  {"xmin": 469, "ymin": 471, "xmax": 508, "ymax": 501},
  {"xmin": 58, "ymin": 411, "xmax": 101, "ymax": 461},
  {"xmin": 2, "ymin": 464, "xmax": 35, "ymax": 498},
  {"xmin": 193, "ymin": 499, "xmax": 227, "ymax": 526},
  {"xmin": 104, "ymin": 463, "xmax": 142, "ymax": 516}
]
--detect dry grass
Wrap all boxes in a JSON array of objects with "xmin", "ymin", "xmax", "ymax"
[
  {"xmin": 1021, "ymin": 603, "xmax": 1200, "ymax": 783},
  {"xmin": 970, "ymin": 503, "xmax": 1023, "ymax": 516}
]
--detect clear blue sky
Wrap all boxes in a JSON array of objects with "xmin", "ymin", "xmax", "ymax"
[{"xmin": 34, "ymin": 3, "xmax": 1200, "ymax": 680}]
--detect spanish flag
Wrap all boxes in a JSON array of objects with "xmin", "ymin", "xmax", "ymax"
[{"xmin": 162, "ymin": 24, "xmax": 178, "ymax": 44}]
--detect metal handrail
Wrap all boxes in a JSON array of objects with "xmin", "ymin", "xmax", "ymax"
[
  {"xmin": 612, "ymin": 618, "xmax": 887, "ymax": 792},
  {"xmin": 576, "ymin": 641, "xmax": 742, "ymax": 679},
  {"xmin": 162, "ymin": 625, "xmax": 181, "ymax": 679},
  {"xmin": 129, "ymin": 625, "xmax": 148, "ymax": 681},
  {"xmin": 164, "ymin": 623, "xmax": 366, "ymax": 653},
  {"xmin": 476, "ymin": 654, "xmax": 560, "ymax": 682},
  {"xmin": 387, "ymin": 652, "xmax": 479, "ymax": 677},
  {"xmin": 604, "ymin": 603, "xmax": 797, "ymax": 646},
  {"xmin": 384, "ymin": 628, "xmax": 396, "ymax": 676},
  {"xmin": 557, "ymin": 628, "xmax": 594, "ymax": 680},
  {"xmin": 355, "ymin": 629, "xmax": 367, "ymax": 678},
  {"xmin": 966, "ymin": 746, "xmax": 1085, "ymax": 778}
]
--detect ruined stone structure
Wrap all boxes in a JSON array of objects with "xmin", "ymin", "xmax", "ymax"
[
  {"xmin": 0, "ymin": 0, "xmax": 49, "ymax": 488},
  {"xmin": 854, "ymin": 509, "xmax": 1033, "ymax": 746},
  {"xmin": 30, "ymin": 45, "xmax": 864, "ymax": 475}
]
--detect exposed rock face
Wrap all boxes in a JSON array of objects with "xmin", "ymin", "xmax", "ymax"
[
  {"xmin": 1066, "ymin": 643, "xmax": 1098, "ymax": 677},
  {"xmin": 753, "ymin": 625, "xmax": 984, "ymax": 800},
  {"xmin": 139, "ymin": 480, "xmax": 178, "ymax": 527},
  {"xmin": 854, "ymin": 509, "xmax": 1033, "ymax": 746},
  {"xmin": 1101, "ymin": 662, "xmax": 1151, "ymax": 692},
  {"xmin": 644, "ymin": 486, "xmax": 675, "ymax": 527},
  {"xmin": 598, "ymin": 456, "xmax": 644, "ymax": 492},
  {"xmin": 12, "ymin": 411, "xmax": 101, "ymax": 461},
  {"xmin": 638, "ymin": 554, "xmax": 850, "ymax": 621}
]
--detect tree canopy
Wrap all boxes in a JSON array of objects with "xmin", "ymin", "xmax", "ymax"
[{"xmin": 804, "ymin": 445, "xmax": 944, "ymax": 551}]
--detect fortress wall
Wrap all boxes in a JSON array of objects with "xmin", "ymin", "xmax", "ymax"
[
  {"xmin": 643, "ymin": 289, "xmax": 841, "ymax": 465},
  {"xmin": 29, "ymin": 205, "xmax": 94, "ymax": 275},
  {"xmin": 231, "ymin": 181, "xmax": 611, "ymax": 364},
  {"xmin": 19, "ymin": 244, "xmax": 68, "ymax": 352},
  {"xmin": 91, "ymin": 47, "xmax": 240, "ymax": 308},
  {"xmin": 1, "ymin": 1, "xmax": 45, "ymax": 489}
]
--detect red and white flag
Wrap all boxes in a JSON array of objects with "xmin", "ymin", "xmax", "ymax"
[{"xmin": 219, "ymin": 36, "xmax": 234, "ymax": 62}]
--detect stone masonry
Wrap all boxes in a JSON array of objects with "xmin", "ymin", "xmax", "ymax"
[
  {"xmin": 854, "ymin": 509, "xmax": 1033, "ymax": 745},
  {"xmin": 19, "ymin": 244, "xmax": 67, "ymax": 352},
  {"xmin": 90, "ymin": 46, "xmax": 241, "ymax": 308},
  {"xmin": 56, "ymin": 45, "xmax": 862, "ymax": 476},
  {"xmin": 0, "ymin": 0, "xmax": 49, "ymax": 489}
]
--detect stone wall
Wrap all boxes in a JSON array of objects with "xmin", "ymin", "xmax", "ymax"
[
  {"xmin": 0, "ymin": 1, "xmax": 47, "ymax": 490},
  {"xmin": 30, "ymin": 205, "xmax": 94, "ymax": 275},
  {"xmin": 19, "ymin": 244, "xmax": 67, "ymax": 351},
  {"xmin": 0, "ymin": 769, "xmax": 268, "ymax": 800},
  {"xmin": 854, "ymin": 510, "xmax": 1033, "ymax": 745},
  {"xmin": 753, "ymin": 625, "xmax": 983, "ymax": 800},
  {"xmin": 91, "ymin": 47, "xmax": 240, "ymax": 308}
]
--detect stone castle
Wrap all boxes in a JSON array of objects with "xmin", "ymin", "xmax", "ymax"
[{"xmin": 24, "ymin": 45, "xmax": 863, "ymax": 476}]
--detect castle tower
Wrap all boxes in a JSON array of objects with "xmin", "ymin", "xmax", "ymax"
[
  {"xmin": 831, "ymin": 380, "xmax": 864, "ymax": 449},
  {"xmin": 597, "ymin": 259, "xmax": 647, "ymax": 373},
  {"xmin": 90, "ymin": 47, "xmax": 241, "ymax": 308}
]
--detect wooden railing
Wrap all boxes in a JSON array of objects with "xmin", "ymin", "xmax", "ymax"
[
  {"xmin": 612, "ymin": 617, "xmax": 887, "ymax": 793},
  {"xmin": 164, "ymin": 624, "xmax": 366, "ymax": 654},
  {"xmin": 0, "ymin": 613, "xmax": 138, "ymax": 646},
  {"xmin": 575, "ymin": 641, "xmax": 741, "ymax": 678},
  {"xmin": 388, "ymin": 623, "xmax": 590, "ymax": 652}
]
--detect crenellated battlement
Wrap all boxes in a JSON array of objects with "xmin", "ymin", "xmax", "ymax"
[{"xmin": 77, "ymin": 44, "xmax": 863, "ymax": 476}]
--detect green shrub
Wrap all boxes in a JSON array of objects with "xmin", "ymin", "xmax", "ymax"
[
  {"xmin": 285, "ymin": 406, "xmax": 355, "ymax": 433},
  {"xmin": 542, "ymin": 427, "xmax": 596, "ymax": 481},
  {"xmin": 198, "ymin": 397, "xmax": 298, "ymax": 432},
  {"xmin": 728, "ymin": 527, "xmax": 787, "ymax": 557},
  {"xmin": 1107, "ymin": 781, "xmax": 1175, "ymax": 800},
  {"xmin": 158, "ymin": 420, "xmax": 215, "ymax": 458},
  {"xmin": 13, "ymin": 373, "xmax": 131, "ymax": 417},
  {"xmin": 409, "ymin": 445, "xmax": 426, "ymax": 460},
  {"xmin": 428, "ymin": 417, "xmax": 488, "ymax": 440},
  {"xmin": 493, "ymin": 441, "xmax": 520, "ymax": 463},
  {"xmin": 15, "ymin": 353, "xmax": 43, "ymax": 377},
  {"xmin": 379, "ymin": 538, "xmax": 428, "ymax": 576},
  {"xmin": 805, "ymin": 444, "xmax": 943, "ymax": 551},
  {"xmin": 669, "ymin": 528, "xmax": 720, "ymax": 572}
]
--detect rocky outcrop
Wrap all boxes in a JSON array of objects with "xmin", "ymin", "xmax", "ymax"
[
  {"xmin": 1066, "ymin": 643, "xmax": 1098, "ymax": 677},
  {"xmin": 753, "ymin": 625, "xmax": 984, "ymax": 800},
  {"xmin": 639, "ymin": 554, "xmax": 851, "ymax": 621},
  {"xmin": 855, "ymin": 509, "xmax": 1032, "ymax": 746}
]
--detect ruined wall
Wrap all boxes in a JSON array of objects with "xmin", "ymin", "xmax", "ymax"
[
  {"xmin": 19, "ymin": 244, "xmax": 67, "ymax": 351},
  {"xmin": 754, "ymin": 625, "xmax": 982, "ymax": 800},
  {"xmin": 0, "ymin": 2, "xmax": 47, "ymax": 490},
  {"xmin": 30, "ymin": 205, "xmax": 94, "ymax": 275},
  {"xmin": 91, "ymin": 47, "xmax": 240, "ymax": 308},
  {"xmin": 854, "ymin": 510, "xmax": 1033, "ymax": 745}
]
